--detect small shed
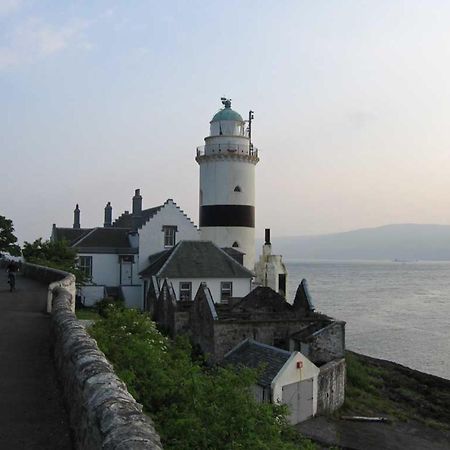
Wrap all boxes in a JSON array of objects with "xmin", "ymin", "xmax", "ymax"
[{"xmin": 223, "ymin": 339, "xmax": 320, "ymax": 424}]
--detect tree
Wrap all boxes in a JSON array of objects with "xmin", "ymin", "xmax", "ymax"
[
  {"xmin": 22, "ymin": 238, "xmax": 86, "ymax": 283},
  {"xmin": 0, "ymin": 215, "xmax": 21, "ymax": 256}
]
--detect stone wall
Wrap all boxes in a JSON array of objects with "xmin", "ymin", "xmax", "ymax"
[
  {"xmin": 212, "ymin": 320, "xmax": 303, "ymax": 362},
  {"xmin": 317, "ymin": 358, "xmax": 346, "ymax": 414},
  {"xmin": 51, "ymin": 287, "xmax": 163, "ymax": 449},
  {"xmin": 22, "ymin": 262, "xmax": 76, "ymax": 313},
  {"xmin": 308, "ymin": 321, "xmax": 345, "ymax": 365}
]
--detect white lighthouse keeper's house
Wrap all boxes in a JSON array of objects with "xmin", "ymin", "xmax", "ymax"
[{"xmin": 196, "ymin": 98, "xmax": 259, "ymax": 270}]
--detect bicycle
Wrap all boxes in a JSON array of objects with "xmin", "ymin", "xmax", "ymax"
[{"xmin": 7, "ymin": 272, "xmax": 15, "ymax": 292}]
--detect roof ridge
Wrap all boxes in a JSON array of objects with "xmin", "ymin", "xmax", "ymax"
[
  {"xmin": 70, "ymin": 227, "xmax": 98, "ymax": 247},
  {"xmin": 246, "ymin": 339, "xmax": 292, "ymax": 356},
  {"xmin": 212, "ymin": 241, "xmax": 254, "ymax": 277},
  {"xmin": 156, "ymin": 242, "xmax": 181, "ymax": 277}
]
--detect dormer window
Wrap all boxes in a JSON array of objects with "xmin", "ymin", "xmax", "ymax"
[{"xmin": 162, "ymin": 225, "xmax": 177, "ymax": 247}]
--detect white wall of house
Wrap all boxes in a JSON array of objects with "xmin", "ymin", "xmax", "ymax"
[
  {"xmin": 271, "ymin": 352, "xmax": 320, "ymax": 421},
  {"xmin": 138, "ymin": 201, "xmax": 199, "ymax": 272},
  {"xmin": 169, "ymin": 277, "xmax": 252, "ymax": 303},
  {"xmin": 82, "ymin": 253, "xmax": 120, "ymax": 286},
  {"xmin": 79, "ymin": 252, "xmax": 141, "ymax": 306}
]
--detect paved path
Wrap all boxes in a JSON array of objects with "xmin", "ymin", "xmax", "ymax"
[{"xmin": 0, "ymin": 273, "xmax": 72, "ymax": 449}]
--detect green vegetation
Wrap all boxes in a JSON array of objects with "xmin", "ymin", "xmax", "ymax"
[
  {"xmin": 343, "ymin": 351, "xmax": 450, "ymax": 431},
  {"xmin": 0, "ymin": 215, "xmax": 21, "ymax": 257},
  {"xmin": 89, "ymin": 306, "xmax": 316, "ymax": 450},
  {"xmin": 75, "ymin": 308, "xmax": 101, "ymax": 320},
  {"xmin": 22, "ymin": 238, "xmax": 86, "ymax": 283}
]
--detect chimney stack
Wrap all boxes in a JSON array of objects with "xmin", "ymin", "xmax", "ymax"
[
  {"xmin": 104, "ymin": 202, "xmax": 112, "ymax": 227},
  {"xmin": 73, "ymin": 204, "xmax": 80, "ymax": 229},
  {"xmin": 132, "ymin": 189, "xmax": 143, "ymax": 230},
  {"xmin": 265, "ymin": 228, "xmax": 271, "ymax": 245}
]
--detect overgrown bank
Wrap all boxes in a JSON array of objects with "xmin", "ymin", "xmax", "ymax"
[
  {"xmin": 89, "ymin": 306, "xmax": 316, "ymax": 450},
  {"xmin": 343, "ymin": 351, "xmax": 450, "ymax": 431}
]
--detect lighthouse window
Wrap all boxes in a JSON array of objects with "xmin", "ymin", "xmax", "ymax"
[
  {"xmin": 221, "ymin": 281, "xmax": 233, "ymax": 302},
  {"xmin": 234, "ymin": 186, "xmax": 241, "ymax": 192},
  {"xmin": 162, "ymin": 225, "xmax": 177, "ymax": 247}
]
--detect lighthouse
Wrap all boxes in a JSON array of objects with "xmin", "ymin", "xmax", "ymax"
[{"xmin": 196, "ymin": 98, "xmax": 259, "ymax": 270}]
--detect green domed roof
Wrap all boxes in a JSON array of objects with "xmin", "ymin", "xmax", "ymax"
[
  {"xmin": 211, "ymin": 99, "xmax": 243, "ymax": 122},
  {"xmin": 211, "ymin": 107, "xmax": 243, "ymax": 122}
]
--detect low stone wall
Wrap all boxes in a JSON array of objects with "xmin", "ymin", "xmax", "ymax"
[
  {"xmin": 22, "ymin": 262, "xmax": 76, "ymax": 313},
  {"xmin": 52, "ymin": 287, "xmax": 163, "ymax": 449},
  {"xmin": 317, "ymin": 358, "xmax": 346, "ymax": 414}
]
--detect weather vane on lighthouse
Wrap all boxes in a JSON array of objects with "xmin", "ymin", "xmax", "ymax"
[{"xmin": 220, "ymin": 97, "xmax": 232, "ymax": 108}]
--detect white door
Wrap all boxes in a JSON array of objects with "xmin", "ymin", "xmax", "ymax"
[
  {"xmin": 281, "ymin": 378, "xmax": 314, "ymax": 424},
  {"xmin": 121, "ymin": 262, "xmax": 132, "ymax": 285}
]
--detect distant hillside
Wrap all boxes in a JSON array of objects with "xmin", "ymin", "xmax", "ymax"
[{"xmin": 261, "ymin": 224, "xmax": 450, "ymax": 261}]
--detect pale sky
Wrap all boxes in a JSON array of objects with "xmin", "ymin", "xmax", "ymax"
[{"xmin": 2, "ymin": 0, "xmax": 450, "ymax": 244}]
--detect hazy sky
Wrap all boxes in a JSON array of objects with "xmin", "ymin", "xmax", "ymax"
[{"xmin": 2, "ymin": 0, "xmax": 450, "ymax": 244}]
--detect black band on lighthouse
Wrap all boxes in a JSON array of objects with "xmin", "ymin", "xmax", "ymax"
[{"xmin": 200, "ymin": 205, "xmax": 255, "ymax": 227}]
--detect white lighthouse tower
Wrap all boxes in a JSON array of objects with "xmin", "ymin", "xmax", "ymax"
[{"xmin": 196, "ymin": 98, "xmax": 259, "ymax": 270}]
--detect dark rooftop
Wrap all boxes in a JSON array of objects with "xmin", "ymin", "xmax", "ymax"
[
  {"xmin": 232, "ymin": 286, "xmax": 293, "ymax": 313},
  {"xmin": 140, "ymin": 240, "xmax": 253, "ymax": 279},
  {"xmin": 52, "ymin": 227, "xmax": 92, "ymax": 245},
  {"xmin": 223, "ymin": 339, "xmax": 292, "ymax": 387},
  {"xmin": 112, "ymin": 206, "xmax": 162, "ymax": 229},
  {"xmin": 71, "ymin": 227, "xmax": 133, "ymax": 250}
]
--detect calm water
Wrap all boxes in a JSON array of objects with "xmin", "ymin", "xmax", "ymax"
[{"xmin": 286, "ymin": 260, "xmax": 450, "ymax": 380}]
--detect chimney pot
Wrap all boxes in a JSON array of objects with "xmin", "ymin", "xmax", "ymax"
[
  {"xmin": 73, "ymin": 204, "xmax": 81, "ymax": 229},
  {"xmin": 104, "ymin": 202, "xmax": 113, "ymax": 227},
  {"xmin": 265, "ymin": 228, "xmax": 271, "ymax": 245}
]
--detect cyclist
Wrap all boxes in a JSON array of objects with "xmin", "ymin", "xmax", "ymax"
[{"xmin": 7, "ymin": 261, "xmax": 17, "ymax": 292}]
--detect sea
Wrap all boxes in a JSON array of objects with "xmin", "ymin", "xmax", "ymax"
[{"xmin": 286, "ymin": 260, "xmax": 450, "ymax": 380}]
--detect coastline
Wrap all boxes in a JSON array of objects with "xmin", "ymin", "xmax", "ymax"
[{"xmin": 298, "ymin": 351, "xmax": 450, "ymax": 449}]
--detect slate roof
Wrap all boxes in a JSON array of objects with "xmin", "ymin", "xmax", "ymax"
[
  {"xmin": 112, "ymin": 206, "xmax": 163, "ymax": 229},
  {"xmin": 140, "ymin": 240, "xmax": 253, "ymax": 279},
  {"xmin": 73, "ymin": 227, "xmax": 133, "ymax": 249},
  {"xmin": 221, "ymin": 247, "xmax": 245, "ymax": 264},
  {"xmin": 52, "ymin": 227, "xmax": 92, "ymax": 245},
  {"xmin": 223, "ymin": 339, "xmax": 292, "ymax": 387},
  {"xmin": 232, "ymin": 286, "xmax": 293, "ymax": 313}
]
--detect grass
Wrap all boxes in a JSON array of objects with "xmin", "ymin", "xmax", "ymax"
[
  {"xmin": 341, "ymin": 351, "xmax": 450, "ymax": 431},
  {"xmin": 75, "ymin": 308, "xmax": 101, "ymax": 320}
]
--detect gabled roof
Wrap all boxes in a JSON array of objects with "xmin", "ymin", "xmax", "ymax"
[
  {"xmin": 223, "ymin": 339, "xmax": 292, "ymax": 387},
  {"xmin": 140, "ymin": 240, "xmax": 253, "ymax": 279},
  {"xmin": 52, "ymin": 227, "xmax": 92, "ymax": 245},
  {"xmin": 293, "ymin": 279, "xmax": 315, "ymax": 312},
  {"xmin": 112, "ymin": 205, "xmax": 163, "ymax": 229},
  {"xmin": 71, "ymin": 227, "xmax": 135, "ymax": 253},
  {"xmin": 232, "ymin": 286, "xmax": 293, "ymax": 313}
]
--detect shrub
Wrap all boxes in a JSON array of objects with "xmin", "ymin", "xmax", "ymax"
[
  {"xmin": 89, "ymin": 307, "xmax": 314, "ymax": 450},
  {"xmin": 94, "ymin": 297, "xmax": 125, "ymax": 317}
]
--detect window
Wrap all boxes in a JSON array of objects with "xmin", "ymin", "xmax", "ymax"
[
  {"xmin": 78, "ymin": 256, "xmax": 92, "ymax": 279},
  {"xmin": 179, "ymin": 282, "xmax": 192, "ymax": 301},
  {"xmin": 220, "ymin": 281, "xmax": 233, "ymax": 302},
  {"xmin": 232, "ymin": 241, "xmax": 239, "ymax": 248},
  {"xmin": 234, "ymin": 186, "xmax": 241, "ymax": 192},
  {"xmin": 162, "ymin": 225, "xmax": 177, "ymax": 247}
]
